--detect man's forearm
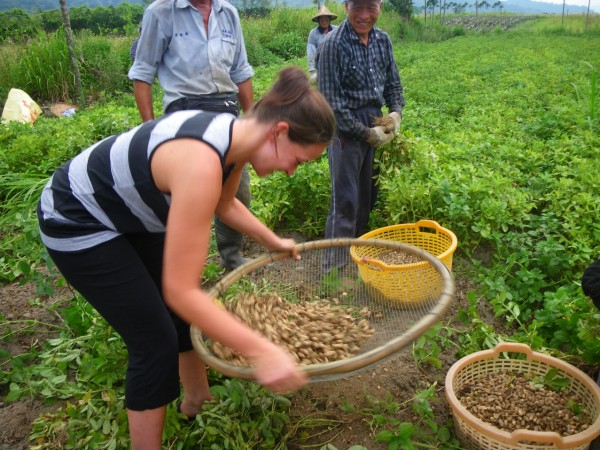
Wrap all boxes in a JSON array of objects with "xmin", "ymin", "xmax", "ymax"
[
  {"xmin": 236, "ymin": 78, "xmax": 254, "ymax": 114},
  {"xmin": 133, "ymin": 80, "xmax": 155, "ymax": 122}
]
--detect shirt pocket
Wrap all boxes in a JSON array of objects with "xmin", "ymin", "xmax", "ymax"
[
  {"xmin": 220, "ymin": 36, "xmax": 237, "ymax": 66},
  {"xmin": 342, "ymin": 62, "xmax": 366, "ymax": 91},
  {"xmin": 371, "ymin": 54, "xmax": 388, "ymax": 85}
]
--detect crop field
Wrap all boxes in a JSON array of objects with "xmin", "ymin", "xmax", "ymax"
[{"xmin": 0, "ymin": 8, "xmax": 599, "ymax": 450}]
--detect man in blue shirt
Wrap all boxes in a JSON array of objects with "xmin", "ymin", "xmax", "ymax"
[
  {"xmin": 317, "ymin": 0, "xmax": 404, "ymax": 272},
  {"xmin": 128, "ymin": 0, "xmax": 254, "ymax": 270}
]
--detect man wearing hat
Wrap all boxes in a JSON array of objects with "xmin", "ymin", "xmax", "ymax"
[{"xmin": 307, "ymin": 5, "xmax": 338, "ymax": 82}]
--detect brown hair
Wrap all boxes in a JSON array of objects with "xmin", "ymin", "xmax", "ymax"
[{"xmin": 247, "ymin": 66, "xmax": 335, "ymax": 146}]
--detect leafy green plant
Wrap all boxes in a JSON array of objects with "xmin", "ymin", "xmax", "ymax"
[
  {"xmin": 173, "ymin": 380, "xmax": 293, "ymax": 449},
  {"xmin": 412, "ymin": 323, "xmax": 459, "ymax": 370},
  {"xmin": 263, "ymin": 31, "xmax": 305, "ymax": 60},
  {"xmin": 251, "ymin": 155, "xmax": 330, "ymax": 238},
  {"xmin": 4, "ymin": 293, "xmax": 127, "ymax": 403},
  {"xmin": 30, "ymin": 390, "xmax": 130, "ymax": 450},
  {"xmin": 571, "ymin": 61, "xmax": 599, "ymax": 130},
  {"xmin": 531, "ymin": 368, "xmax": 569, "ymax": 392},
  {"xmin": 343, "ymin": 384, "xmax": 460, "ymax": 449},
  {"xmin": 0, "ymin": 173, "xmax": 54, "ymax": 292},
  {"xmin": 455, "ymin": 292, "xmax": 502, "ymax": 357}
]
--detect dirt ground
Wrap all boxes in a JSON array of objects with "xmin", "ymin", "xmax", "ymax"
[{"xmin": 1, "ymin": 237, "xmax": 599, "ymax": 450}]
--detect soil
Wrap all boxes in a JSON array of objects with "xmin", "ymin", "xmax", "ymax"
[
  {"xmin": 373, "ymin": 115, "xmax": 395, "ymax": 133},
  {"xmin": 1, "ymin": 236, "xmax": 599, "ymax": 450}
]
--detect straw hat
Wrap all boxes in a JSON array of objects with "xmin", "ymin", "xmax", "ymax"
[{"xmin": 312, "ymin": 5, "xmax": 337, "ymax": 22}]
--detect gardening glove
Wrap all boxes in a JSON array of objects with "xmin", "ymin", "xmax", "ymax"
[
  {"xmin": 381, "ymin": 111, "xmax": 402, "ymax": 134},
  {"xmin": 309, "ymin": 72, "xmax": 317, "ymax": 86},
  {"xmin": 366, "ymin": 126, "xmax": 394, "ymax": 148}
]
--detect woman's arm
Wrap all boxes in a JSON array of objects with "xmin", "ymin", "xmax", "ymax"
[
  {"xmin": 216, "ymin": 166, "xmax": 298, "ymax": 255},
  {"xmin": 152, "ymin": 139, "xmax": 306, "ymax": 391}
]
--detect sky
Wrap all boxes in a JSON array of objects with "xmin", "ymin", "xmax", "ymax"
[{"xmin": 530, "ymin": 0, "xmax": 600, "ymax": 9}]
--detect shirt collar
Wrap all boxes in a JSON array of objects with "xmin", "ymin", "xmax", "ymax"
[
  {"xmin": 317, "ymin": 25, "xmax": 334, "ymax": 34},
  {"xmin": 343, "ymin": 19, "xmax": 378, "ymax": 44},
  {"xmin": 176, "ymin": 0, "xmax": 223, "ymax": 13}
]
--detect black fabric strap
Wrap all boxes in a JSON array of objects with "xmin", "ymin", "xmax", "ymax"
[{"xmin": 166, "ymin": 95, "xmax": 239, "ymax": 116}]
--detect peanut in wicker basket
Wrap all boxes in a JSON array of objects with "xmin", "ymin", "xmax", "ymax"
[
  {"xmin": 191, "ymin": 238, "xmax": 455, "ymax": 382},
  {"xmin": 445, "ymin": 342, "xmax": 600, "ymax": 450}
]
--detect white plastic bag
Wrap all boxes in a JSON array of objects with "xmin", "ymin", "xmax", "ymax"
[{"xmin": 1, "ymin": 88, "xmax": 42, "ymax": 125}]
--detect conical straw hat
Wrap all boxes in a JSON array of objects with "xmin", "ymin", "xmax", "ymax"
[{"xmin": 312, "ymin": 5, "xmax": 338, "ymax": 22}]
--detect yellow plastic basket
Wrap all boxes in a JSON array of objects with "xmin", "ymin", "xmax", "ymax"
[
  {"xmin": 445, "ymin": 343, "xmax": 600, "ymax": 450},
  {"xmin": 350, "ymin": 220, "xmax": 457, "ymax": 305}
]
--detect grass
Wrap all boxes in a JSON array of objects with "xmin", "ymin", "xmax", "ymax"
[{"xmin": 518, "ymin": 13, "xmax": 600, "ymax": 33}]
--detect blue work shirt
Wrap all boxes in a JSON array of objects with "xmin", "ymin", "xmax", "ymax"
[
  {"xmin": 128, "ymin": 0, "xmax": 254, "ymax": 112},
  {"xmin": 316, "ymin": 19, "xmax": 404, "ymax": 141}
]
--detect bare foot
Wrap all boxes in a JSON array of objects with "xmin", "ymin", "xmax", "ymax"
[{"xmin": 178, "ymin": 394, "xmax": 213, "ymax": 417}]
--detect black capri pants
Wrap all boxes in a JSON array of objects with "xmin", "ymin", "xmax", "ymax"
[{"xmin": 47, "ymin": 233, "xmax": 192, "ymax": 411}]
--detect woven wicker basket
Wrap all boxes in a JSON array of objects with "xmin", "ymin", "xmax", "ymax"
[
  {"xmin": 445, "ymin": 343, "xmax": 600, "ymax": 450},
  {"xmin": 350, "ymin": 220, "xmax": 457, "ymax": 305}
]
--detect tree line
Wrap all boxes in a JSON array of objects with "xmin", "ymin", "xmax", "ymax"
[
  {"xmin": 0, "ymin": 3, "xmax": 144, "ymax": 43},
  {"xmin": 0, "ymin": 0, "xmax": 146, "ymax": 13},
  {"xmin": 0, "ymin": 0, "xmax": 298, "ymax": 44},
  {"xmin": 0, "ymin": 0, "xmax": 512, "ymax": 44},
  {"xmin": 420, "ymin": 0, "xmax": 504, "ymax": 15}
]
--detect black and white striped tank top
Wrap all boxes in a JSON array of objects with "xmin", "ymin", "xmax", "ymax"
[{"xmin": 37, "ymin": 110, "xmax": 236, "ymax": 252}]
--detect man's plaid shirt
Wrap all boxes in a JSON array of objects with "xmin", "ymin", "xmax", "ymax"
[{"xmin": 316, "ymin": 19, "xmax": 405, "ymax": 141}]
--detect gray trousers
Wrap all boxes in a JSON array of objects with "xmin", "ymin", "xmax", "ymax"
[
  {"xmin": 323, "ymin": 106, "xmax": 381, "ymax": 272},
  {"xmin": 166, "ymin": 95, "xmax": 251, "ymax": 268}
]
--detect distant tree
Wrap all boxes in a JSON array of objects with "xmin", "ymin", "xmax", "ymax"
[
  {"xmin": 447, "ymin": 1, "xmax": 467, "ymax": 14},
  {"xmin": 58, "ymin": 0, "xmax": 82, "ymax": 106},
  {"xmin": 39, "ymin": 8, "xmax": 67, "ymax": 32},
  {"xmin": 233, "ymin": 0, "xmax": 272, "ymax": 10},
  {"xmin": 0, "ymin": 8, "xmax": 40, "ymax": 43},
  {"xmin": 585, "ymin": 0, "xmax": 591, "ymax": 31},
  {"xmin": 427, "ymin": 0, "xmax": 437, "ymax": 22},
  {"xmin": 387, "ymin": 0, "xmax": 413, "ymax": 21},
  {"xmin": 0, "ymin": 0, "xmax": 55, "ymax": 13},
  {"xmin": 69, "ymin": 5, "xmax": 93, "ymax": 31}
]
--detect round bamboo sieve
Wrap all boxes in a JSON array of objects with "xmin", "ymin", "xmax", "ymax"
[{"xmin": 191, "ymin": 238, "xmax": 455, "ymax": 382}]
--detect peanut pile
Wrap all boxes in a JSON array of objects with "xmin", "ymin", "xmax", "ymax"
[
  {"xmin": 375, "ymin": 249, "xmax": 422, "ymax": 266},
  {"xmin": 457, "ymin": 371, "xmax": 593, "ymax": 436},
  {"xmin": 211, "ymin": 293, "xmax": 375, "ymax": 366}
]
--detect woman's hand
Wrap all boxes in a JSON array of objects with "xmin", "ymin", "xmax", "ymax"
[
  {"xmin": 250, "ymin": 344, "xmax": 307, "ymax": 393},
  {"xmin": 267, "ymin": 237, "xmax": 300, "ymax": 260}
]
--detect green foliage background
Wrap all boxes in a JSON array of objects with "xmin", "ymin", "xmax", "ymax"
[{"xmin": 0, "ymin": 5, "xmax": 599, "ymax": 449}]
